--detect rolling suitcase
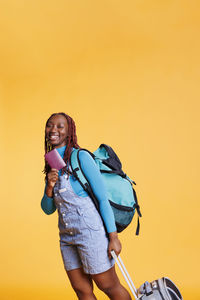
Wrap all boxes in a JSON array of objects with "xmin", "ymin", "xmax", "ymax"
[{"xmin": 111, "ymin": 251, "xmax": 183, "ymax": 300}]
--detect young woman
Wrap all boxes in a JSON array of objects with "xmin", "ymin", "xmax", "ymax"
[{"xmin": 41, "ymin": 112, "xmax": 131, "ymax": 300}]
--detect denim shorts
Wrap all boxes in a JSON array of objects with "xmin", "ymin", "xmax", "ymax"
[{"xmin": 54, "ymin": 175, "xmax": 115, "ymax": 275}]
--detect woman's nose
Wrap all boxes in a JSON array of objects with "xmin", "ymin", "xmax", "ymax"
[{"xmin": 50, "ymin": 125, "xmax": 58, "ymax": 132}]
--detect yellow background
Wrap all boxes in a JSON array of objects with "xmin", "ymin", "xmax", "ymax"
[{"xmin": 1, "ymin": 0, "xmax": 200, "ymax": 299}]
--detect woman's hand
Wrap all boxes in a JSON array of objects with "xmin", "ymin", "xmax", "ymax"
[
  {"xmin": 108, "ymin": 232, "xmax": 122, "ymax": 259},
  {"xmin": 47, "ymin": 168, "xmax": 59, "ymax": 187},
  {"xmin": 46, "ymin": 168, "xmax": 59, "ymax": 197}
]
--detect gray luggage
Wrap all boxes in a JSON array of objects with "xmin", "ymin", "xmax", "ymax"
[
  {"xmin": 137, "ymin": 278, "xmax": 183, "ymax": 300},
  {"xmin": 111, "ymin": 251, "xmax": 183, "ymax": 300}
]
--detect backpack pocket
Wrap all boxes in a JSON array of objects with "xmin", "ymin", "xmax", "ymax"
[{"xmin": 109, "ymin": 200, "xmax": 135, "ymax": 232}]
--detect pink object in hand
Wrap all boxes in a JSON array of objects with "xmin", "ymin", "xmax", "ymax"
[{"xmin": 44, "ymin": 149, "xmax": 66, "ymax": 170}]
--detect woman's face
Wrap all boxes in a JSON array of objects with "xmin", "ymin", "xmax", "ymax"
[{"xmin": 45, "ymin": 114, "xmax": 68, "ymax": 148}]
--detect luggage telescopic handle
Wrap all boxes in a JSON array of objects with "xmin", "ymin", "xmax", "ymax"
[{"xmin": 111, "ymin": 250, "xmax": 138, "ymax": 300}]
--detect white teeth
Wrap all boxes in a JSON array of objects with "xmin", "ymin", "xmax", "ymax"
[{"xmin": 49, "ymin": 135, "xmax": 59, "ymax": 140}]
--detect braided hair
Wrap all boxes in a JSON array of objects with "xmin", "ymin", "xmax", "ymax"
[{"xmin": 43, "ymin": 112, "xmax": 80, "ymax": 178}]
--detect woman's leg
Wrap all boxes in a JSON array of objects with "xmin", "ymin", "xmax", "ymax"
[
  {"xmin": 92, "ymin": 265, "xmax": 131, "ymax": 300},
  {"xmin": 67, "ymin": 268, "xmax": 97, "ymax": 300}
]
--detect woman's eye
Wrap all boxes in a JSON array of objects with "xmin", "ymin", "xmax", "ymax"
[{"xmin": 46, "ymin": 123, "xmax": 65, "ymax": 129}]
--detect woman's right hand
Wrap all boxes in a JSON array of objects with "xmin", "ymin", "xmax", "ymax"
[
  {"xmin": 108, "ymin": 232, "xmax": 122, "ymax": 259},
  {"xmin": 45, "ymin": 169, "xmax": 59, "ymax": 198},
  {"xmin": 47, "ymin": 168, "xmax": 59, "ymax": 188}
]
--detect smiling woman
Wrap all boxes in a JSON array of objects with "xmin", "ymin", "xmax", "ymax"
[{"xmin": 41, "ymin": 112, "xmax": 131, "ymax": 300}]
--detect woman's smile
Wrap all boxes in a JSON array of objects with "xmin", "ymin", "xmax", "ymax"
[{"xmin": 48, "ymin": 134, "xmax": 59, "ymax": 141}]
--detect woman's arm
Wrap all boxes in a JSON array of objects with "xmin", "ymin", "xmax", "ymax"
[
  {"xmin": 41, "ymin": 184, "xmax": 57, "ymax": 215},
  {"xmin": 79, "ymin": 150, "xmax": 121, "ymax": 257},
  {"xmin": 78, "ymin": 150, "xmax": 117, "ymax": 233}
]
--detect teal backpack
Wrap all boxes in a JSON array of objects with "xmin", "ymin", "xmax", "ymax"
[{"xmin": 70, "ymin": 144, "xmax": 142, "ymax": 235}]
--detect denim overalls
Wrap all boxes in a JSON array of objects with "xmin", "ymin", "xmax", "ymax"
[{"xmin": 53, "ymin": 173, "xmax": 115, "ymax": 274}]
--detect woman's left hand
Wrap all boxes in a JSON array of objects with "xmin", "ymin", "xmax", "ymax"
[{"xmin": 108, "ymin": 232, "xmax": 122, "ymax": 259}]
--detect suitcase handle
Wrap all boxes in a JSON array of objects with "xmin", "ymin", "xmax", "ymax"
[
  {"xmin": 144, "ymin": 281, "xmax": 153, "ymax": 296},
  {"xmin": 111, "ymin": 250, "xmax": 138, "ymax": 300}
]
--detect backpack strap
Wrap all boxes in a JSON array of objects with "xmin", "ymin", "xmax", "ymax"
[
  {"xmin": 100, "ymin": 169, "xmax": 126, "ymax": 177},
  {"xmin": 70, "ymin": 149, "xmax": 87, "ymax": 189},
  {"xmin": 132, "ymin": 186, "xmax": 142, "ymax": 235},
  {"xmin": 70, "ymin": 148, "xmax": 100, "ymax": 211}
]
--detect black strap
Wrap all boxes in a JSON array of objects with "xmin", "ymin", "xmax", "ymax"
[
  {"xmin": 133, "ymin": 188, "xmax": 142, "ymax": 217},
  {"xmin": 134, "ymin": 196, "xmax": 142, "ymax": 235},
  {"xmin": 100, "ymin": 169, "xmax": 126, "ymax": 178},
  {"xmin": 72, "ymin": 167, "xmax": 79, "ymax": 179},
  {"xmin": 135, "ymin": 203, "xmax": 142, "ymax": 218},
  {"xmin": 101, "ymin": 170, "xmax": 137, "ymax": 186},
  {"xmin": 136, "ymin": 216, "xmax": 140, "ymax": 236}
]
